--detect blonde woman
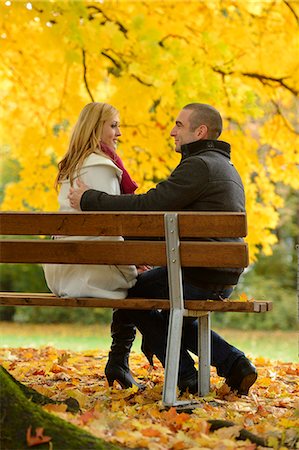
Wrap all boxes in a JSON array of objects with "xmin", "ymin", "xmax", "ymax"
[{"xmin": 43, "ymin": 102, "xmax": 141, "ymax": 388}]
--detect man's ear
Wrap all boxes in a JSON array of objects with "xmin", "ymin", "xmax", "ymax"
[{"xmin": 195, "ymin": 124, "xmax": 208, "ymax": 140}]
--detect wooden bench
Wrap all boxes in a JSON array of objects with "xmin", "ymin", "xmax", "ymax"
[{"xmin": 0, "ymin": 211, "xmax": 272, "ymax": 407}]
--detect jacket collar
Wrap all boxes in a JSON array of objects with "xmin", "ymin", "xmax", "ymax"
[{"xmin": 180, "ymin": 139, "xmax": 231, "ymax": 160}]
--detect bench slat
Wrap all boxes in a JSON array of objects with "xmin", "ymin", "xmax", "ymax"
[
  {"xmin": 0, "ymin": 211, "xmax": 247, "ymax": 238},
  {"xmin": 0, "ymin": 240, "xmax": 249, "ymax": 267},
  {"xmin": 0, "ymin": 293, "xmax": 272, "ymax": 312}
]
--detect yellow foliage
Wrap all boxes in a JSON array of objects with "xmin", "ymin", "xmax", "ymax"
[{"xmin": 0, "ymin": 0, "xmax": 298, "ymax": 259}]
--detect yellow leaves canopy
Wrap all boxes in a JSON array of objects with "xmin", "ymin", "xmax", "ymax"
[{"xmin": 0, "ymin": 0, "xmax": 298, "ymax": 260}]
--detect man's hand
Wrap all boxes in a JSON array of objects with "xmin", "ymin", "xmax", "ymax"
[{"xmin": 68, "ymin": 179, "xmax": 90, "ymax": 210}]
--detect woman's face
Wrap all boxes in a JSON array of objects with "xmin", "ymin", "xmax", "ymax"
[{"xmin": 101, "ymin": 115, "xmax": 121, "ymax": 150}]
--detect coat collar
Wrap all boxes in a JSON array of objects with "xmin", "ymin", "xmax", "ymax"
[{"xmin": 180, "ymin": 139, "xmax": 231, "ymax": 160}]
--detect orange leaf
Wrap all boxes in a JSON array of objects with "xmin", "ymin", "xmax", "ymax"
[
  {"xmin": 50, "ymin": 363, "xmax": 63, "ymax": 373},
  {"xmin": 80, "ymin": 408, "xmax": 95, "ymax": 425},
  {"xmin": 26, "ymin": 426, "xmax": 52, "ymax": 447},
  {"xmin": 238, "ymin": 292, "xmax": 254, "ymax": 302},
  {"xmin": 238, "ymin": 292, "xmax": 248, "ymax": 302},
  {"xmin": 142, "ymin": 427, "xmax": 162, "ymax": 437}
]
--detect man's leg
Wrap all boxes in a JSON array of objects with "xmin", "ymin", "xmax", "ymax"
[
  {"xmin": 130, "ymin": 267, "xmax": 257, "ymax": 395},
  {"xmin": 127, "ymin": 267, "xmax": 198, "ymax": 392},
  {"xmin": 177, "ymin": 284, "xmax": 257, "ymax": 395},
  {"xmin": 181, "ymin": 317, "xmax": 257, "ymax": 394}
]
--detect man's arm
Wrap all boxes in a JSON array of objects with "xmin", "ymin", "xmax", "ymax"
[
  {"xmin": 76, "ymin": 157, "xmax": 209, "ymax": 212},
  {"xmin": 68, "ymin": 164, "xmax": 120, "ymax": 210}
]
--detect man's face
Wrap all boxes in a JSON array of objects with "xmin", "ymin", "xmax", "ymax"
[{"xmin": 170, "ymin": 109, "xmax": 200, "ymax": 153}]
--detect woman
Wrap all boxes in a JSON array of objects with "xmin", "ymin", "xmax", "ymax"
[{"xmin": 43, "ymin": 102, "xmax": 141, "ymax": 388}]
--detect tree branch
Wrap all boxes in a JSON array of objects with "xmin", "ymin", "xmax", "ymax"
[
  {"xmin": 101, "ymin": 51, "xmax": 122, "ymax": 69},
  {"xmin": 82, "ymin": 49, "xmax": 95, "ymax": 102},
  {"xmin": 242, "ymin": 72, "xmax": 298, "ymax": 96},
  {"xmin": 158, "ymin": 34, "xmax": 189, "ymax": 47},
  {"xmin": 101, "ymin": 50, "xmax": 152, "ymax": 86},
  {"xmin": 271, "ymin": 100, "xmax": 299, "ymax": 135},
  {"xmin": 283, "ymin": 0, "xmax": 299, "ymax": 24},
  {"xmin": 212, "ymin": 67, "xmax": 298, "ymax": 96},
  {"xmin": 87, "ymin": 5, "xmax": 128, "ymax": 36},
  {"xmin": 130, "ymin": 74, "xmax": 153, "ymax": 87}
]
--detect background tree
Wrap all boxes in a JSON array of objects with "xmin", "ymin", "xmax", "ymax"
[{"xmin": 1, "ymin": 0, "xmax": 298, "ymax": 260}]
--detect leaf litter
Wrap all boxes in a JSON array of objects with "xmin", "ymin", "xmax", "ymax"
[{"xmin": 1, "ymin": 347, "xmax": 298, "ymax": 449}]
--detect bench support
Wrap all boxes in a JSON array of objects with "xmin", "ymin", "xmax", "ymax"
[
  {"xmin": 163, "ymin": 213, "xmax": 211, "ymax": 407},
  {"xmin": 163, "ymin": 213, "xmax": 185, "ymax": 406},
  {"xmin": 198, "ymin": 312, "xmax": 210, "ymax": 396}
]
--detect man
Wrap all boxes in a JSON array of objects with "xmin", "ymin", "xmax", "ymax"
[{"xmin": 69, "ymin": 103, "xmax": 257, "ymax": 395}]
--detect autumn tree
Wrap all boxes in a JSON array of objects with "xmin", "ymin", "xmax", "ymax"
[
  {"xmin": 0, "ymin": 365, "xmax": 126, "ymax": 449},
  {"xmin": 0, "ymin": 0, "xmax": 298, "ymax": 259}
]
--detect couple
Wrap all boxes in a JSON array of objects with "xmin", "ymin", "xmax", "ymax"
[{"xmin": 44, "ymin": 101, "xmax": 257, "ymax": 396}]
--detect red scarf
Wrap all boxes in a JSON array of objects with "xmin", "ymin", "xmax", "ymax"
[{"xmin": 100, "ymin": 143, "xmax": 138, "ymax": 194}]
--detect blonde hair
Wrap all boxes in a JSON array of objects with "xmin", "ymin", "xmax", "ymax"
[{"xmin": 56, "ymin": 102, "xmax": 119, "ymax": 188}]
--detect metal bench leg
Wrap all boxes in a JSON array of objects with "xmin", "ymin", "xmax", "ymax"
[
  {"xmin": 162, "ymin": 308, "xmax": 184, "ymax": 406},
  {"xmin": 198, "ymin": 312, "xmax": 210, "ymax": 396},
  {"xmin": 163, "ymin": 213, "xmax": 189, "ymax": 407}
]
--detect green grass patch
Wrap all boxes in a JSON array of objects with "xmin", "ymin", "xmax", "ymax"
[{"xmin": 0, "ymin": 322, "xmax": 297, "ymax": 362}]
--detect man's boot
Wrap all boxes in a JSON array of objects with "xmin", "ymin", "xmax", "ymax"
[
  {"xmin": 181, "ymin": 317, "xmax": 257, "ymax": 395},
  {"xmin": 104, "ymin": 309, "xmax": 144, "ymax": 389}
]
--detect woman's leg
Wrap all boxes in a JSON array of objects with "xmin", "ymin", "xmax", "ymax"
[
  {"xmin": 105, "ymin": 309, "xmax": 144, "ymax": 389},
  {"xmin": 104, "ymin": 267, "xmax": 171, "ymax": 389}
]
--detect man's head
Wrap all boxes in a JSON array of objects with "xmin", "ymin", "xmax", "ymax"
[{"xmin": 170, "ymin": 103, "xmax": 223, "ymax": 152}]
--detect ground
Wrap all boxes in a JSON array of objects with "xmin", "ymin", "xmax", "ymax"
[{"xmin": 1, "ymin": 347, "xmax": 298, "ymax": 449}]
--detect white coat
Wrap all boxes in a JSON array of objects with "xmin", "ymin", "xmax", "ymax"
[{"xmin": 43, "ymin": 153, "xmax": 137, "ymax": 298}]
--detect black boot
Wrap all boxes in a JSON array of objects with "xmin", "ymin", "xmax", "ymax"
[
  {"xmin": 105, "ymin": 310, "xmax": 144, "ymax": 389},
  {"xmin": 225, "ymin": 356, "xmax": 257, "ymax": 395},
  {"xmin": 141, "ymin": 336, "xmax": 154, "ymax": 366},
  {"xmin": 178, "ymin": 372, "xmax": 198, "ymax": 394}
]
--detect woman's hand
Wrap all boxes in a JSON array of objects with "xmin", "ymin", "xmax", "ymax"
[{"xmin": 137, "ymin": 265, "xmax": 152, "ymax": 274}]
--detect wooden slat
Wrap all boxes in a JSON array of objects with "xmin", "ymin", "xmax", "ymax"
[
  {"xmin": 0, "ymin": 212, "xmax": 164, "ymax": 237},
  {"xmin": 0, "ymin": 240, "xmax": 248, "ymax": 267},
  {"xmin": 0, "ymin": 211, "xmax": 247, "ymax": 238},
  {"xmin": 180, "ymin": 241, "xmax": 249, "ymax": 267},
  {"xmin": 0, "ymin": 292, "xmax": 272, "ymax": 312},
  {"xmin": 179, "ymin": 212, "xmax": 247, "ymax": 238}
]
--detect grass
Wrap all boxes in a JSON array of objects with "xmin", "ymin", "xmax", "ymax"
[{"xmin": 0, "ymin": 321, "xmax": 297, "ymax": 362}]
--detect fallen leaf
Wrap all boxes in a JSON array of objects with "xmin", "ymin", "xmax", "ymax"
[
  {"xmin": 26, "ymin": 426, "xmax": 52, "ymax": 447},
  {"xmin": 43, "ymin": 403, "xmax": 68, "ymax": 413}
]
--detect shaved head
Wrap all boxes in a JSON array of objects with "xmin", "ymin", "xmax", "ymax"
[{"xmin": 183, "ymin": 103, "xmax": 222, "ymax": 139}]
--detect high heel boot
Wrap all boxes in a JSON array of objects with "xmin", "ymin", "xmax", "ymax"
[
  {"xmin": 141, "ymin": 335, "xmax": 154, "ymax": 366},
  {"xmin": 105, "ymin": 309, "xmax": 144, "ymax": 389}
]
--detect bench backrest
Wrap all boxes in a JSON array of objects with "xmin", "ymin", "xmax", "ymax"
[{"xmin": 0, "ymin": 211, "xmax": 248, "ymax": 268}]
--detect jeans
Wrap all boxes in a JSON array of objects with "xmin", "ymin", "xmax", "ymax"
[{"xmin": 118, "ymin": 267, "xmax": 244, "ymax": 379}]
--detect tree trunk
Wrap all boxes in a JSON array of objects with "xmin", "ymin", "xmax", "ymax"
[{"xmin": 0, "ymin": 366, "xmax": 124, "ymax": 450}]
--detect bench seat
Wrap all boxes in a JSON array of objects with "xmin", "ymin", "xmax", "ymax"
[
  {"xmin": 0, "ymin": 211, "xmax": 273, "ymax": 406},
  {"xmin": 0, "ymin": 292, "xmax": 272, "ymax": 312}
]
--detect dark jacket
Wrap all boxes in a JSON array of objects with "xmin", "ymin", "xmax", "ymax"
[{"xmin": 81, "ymin": 139, "xmax": 246, "ymax": 285}]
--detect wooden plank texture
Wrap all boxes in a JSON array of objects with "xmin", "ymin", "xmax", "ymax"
[
  {"xmin": 0, "ymin": 240, "xmax": 248, "ymax": 267},
  {"xmin": 0, "ymin": 211, "xmax": 247, "ymax": 238},
  {"xmin": 0, "ymin": 292, "xmax": 272, "ymax": 312}
]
